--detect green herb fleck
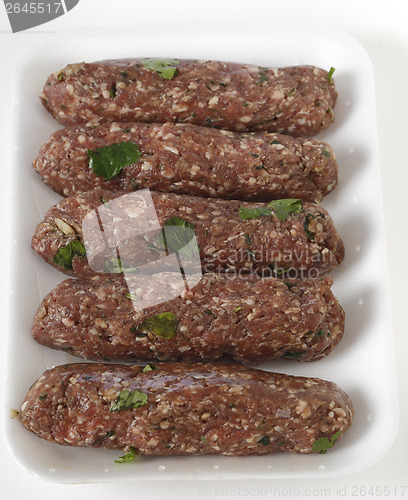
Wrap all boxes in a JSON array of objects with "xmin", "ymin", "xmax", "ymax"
[
  {"xmin": 204, "ymin": 310, "xmax": 214, "ymax": 315},
  {"xmin": 239, "ymin": 205, "xmax": 272, "ymax": 221},
  {"xmin": 114, "ymin": 447, "xmax": 139, "ymax": 463},
  {"xmin": 142, "ymin": 363, "xmax": 156, "ymax": 372},
  {"xmin": 286, "ymin": 88, "xmax": 296, "ymax": 97},
  {"xmin": 101, "ymin": 197, "xmax": 110, "ymax": 206},
  {"xmin": 125, "ymin": 292, "xmax": 139, "ymax": 301},
  {"xmin": 327, "ymin": 67, "xmax": 336, "ymax": 84},
  {"xmin": 271, "ymin": 140, "xmax": 281, "ymax": 145},
  {"xmin": 256, "ymin": 71, "xmax": 268, "ymax": 84},
  {"xmin": 87, "ymin": 142, "xmax": 141, "ymax": 181},
  {"xmin": 255, "ymin": 165, "xmax": 266, "ymax": 170},
  {"xmin": 282, "ymin": 351, "xmax": 306, "ymax": 359},
  {"xmin": 200, "ymin": 436, "xmax": 207, "ymax": 444},
  {"xmin": 269, "ymin": 264, "xmax": 292, "ymax": 275},
  {"xmin": 141, "ymin": 58, "xmax": 180, "ymax": 79},
  {"xmin": 157, "ymin": 216, "xmax": 197, "ymax": 258},
  {"xmin": 257, "ymin": 435, "xmax": 270, "ymax": 446},
  {"xmin": 110, "ymin": 389, "xmax": 148, "ymax": 412},
  {"xmin": 244, "ymin": 233, "xmax": 252, "ymax": 245},
  {"xmin": 110, "ymin": 83, "xmax": 117, "ymax": 99},
  {"xmin": 57, "ymin": 71, "xmax": 64, "ymax": 81},
  {"xmin": 268, "ymin": 199, "xmax": 302, "ymax": 221},
  {"xmin": 53, "ymin": 240, "xmax": 86, "ymax": 270},
  {"xmin": 316, "ymin": 329, "xmax": 324, "ymax": 337},
  {"xmin": 312, "ymin": 431, "xmax": 341, "ymax": 454},
  {"xmin": 304, "ymin": 213, "xmax": 316, "ymax": 241},
  {"xmin": 322, "ymin": 149, "xmax": 331, "ymax": 158},
  {"xmin": 137, "ymin": 312, "xmax": 178, "ymax": 339},
  {"xmin": 239, "ymin": 199, "xmax": 301, "ymax": 222},
  {"xmin": 38, "ymin": 393, "xmax": 48, "ymax": 401},
  {"xmin": 251, "ymin": 153, "xmax": 260, "ymax": 158},
  {"xmin": 234, "ymin": 306, "xmax": 242, "ymax": 313}
]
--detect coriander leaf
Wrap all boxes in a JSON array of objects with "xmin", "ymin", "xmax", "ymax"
[
  {"xmin": 257, "ymin": 435, "xmax": 270, "ymax": 446},
  {"xmin": 53, "ymin": 240, "xmax": 86, "ymax": 269},
  {"xmin": 312, "ymin": 431, "xmax": 342, "ymax": 454},
  {"xmin": 157, "ymin": 216, "xmax": 197, "ymax": 258},
  {"xmin": 304, "ymin": 213, "xmax": 316, "ymax": 241},
  {"xmin": 268, "ymin": 199, "xmax": 302, "ymax": 222},
  {"xmin": 110, "ymin": 389, "xmax": 148, "ymax": 412},
  {"xmin": 114, "ymin": 447, "xmax": 138, "ymax": 463},
  {"xmin": 239, "ymin": 206, "xmax": 272, "ymax": 221},
  {"xmin": 137, "ymin": 312, "xmax": 179, "ymax": 339},
  {"xmin": 327, "ymin": 67, "xmax": 336, "ymax": 84},
  {"xmin": 141, "ymin": 58, "xmax": 180, "ymax": 79},
  {"xmin": 87, "ymin": 142, "xmax": 141, "ymax": 181}
]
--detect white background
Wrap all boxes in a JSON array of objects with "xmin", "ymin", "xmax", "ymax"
[{"xmin": 0, "ymin": 0, "xmax": 407, "ymax": 498}]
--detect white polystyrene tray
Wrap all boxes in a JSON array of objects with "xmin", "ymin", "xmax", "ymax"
[{"xmin": 3, "ymin": 27, "xmax": 398, "ymax": 483}]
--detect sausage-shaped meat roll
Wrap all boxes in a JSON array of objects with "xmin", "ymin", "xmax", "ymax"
[
  {"xmin": 33, "ymin": 122, "xmax": 337, "ymax": 202},
  {"xmin": 20, "ymin": 362, "xmax": 353, "ymax": 456},
  {"xmin": 41, "ymin": 59, "xmax": 337, "ymax": 136},
  {"xmin": 31, "ymin": 190, "xmax": 344, "ymax": 278},
  {"xmin": 32, "ymin": 274, "xmax": 344, "ymax": 363}
]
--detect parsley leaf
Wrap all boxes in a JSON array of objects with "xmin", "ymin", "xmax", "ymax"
[
  {"xmin": 157, "ymin": 216, "xmax": 197, "ymax": 258},
  {"xmin": 239, "ymin": 206, "xmax": 272, "ymax": 221},
  {"xmin": 87, "ymin": 142, "xmax": 141, "ymax": 181},
  {"xmin": 110, "ymin": 389, "xmax": 148, "ymax": 412},
  {"xmin": 268, "ymin": 199, "xmax": 302, "ymax": 221},
  {"xmin": 114, "ymin": 447, "xmax": 138, "ymax": 463},
  {"xmin": 137, "ymin": 312, "xmax": 179, "ymax": 339},
  {"xmin": 53, "ymin": 240, "xmax": 86, "ymax": 269},
  {"xmin": 239, "ymin": 199, "xmax": 302, "ymax": 222},
  {"xmin": 141, "ymin": 58, "xmax": 180, "ymax": 79},
  {"xmin": 312, "ymin": 431, "xmax": 342, "ymax": 454}
]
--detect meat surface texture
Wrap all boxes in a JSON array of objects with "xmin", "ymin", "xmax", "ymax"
[
  {"xmin": 31, "ymin": 189, "xmax": 344, "ymax": 278},
  {"xmin": 33, "ymin": 122, "xmax": 338, "ymax": 202},
  {"xmin": 41, "ymin": 59, "xmax": 337, "ymax": 136},
  {"xmin": 32, "ymin": 274, "xmax": 345, "ymax": 363},
  {"xmin": 20, "ymin": 362, "xmax": 353, "ymax": 455}
]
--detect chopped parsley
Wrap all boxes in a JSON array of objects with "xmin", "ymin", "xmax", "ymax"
[
  {"xmin": 312, "ymin": 431, "xmax": 341, "ymax": 454},
  {"xmin": 257, "ymin": 435, "xmax": 270, "ymax": 446},
  {"xmin": 53, "ymin": 240, "xmax": 86, "ymax": 269},
  {"xmin": 125, "ymin": 292, "xmax": 139, "ymax": 301},
  {"xmin": 114, "ymin": 447, "xmax": 138, "ymax": 463},
  {"xmin": 141, "ymin": 58, "xmax": 180, "ymax": 79},
  {"xmin": 87, "ymin": 142, "xmax": 141, "ymax": 181},
  {"xmin": 142, "ymin": 363, "xmax": 156, "ymax": 372},
  {"xmin": 256, "ymin": 70, "xmax": 268, "ymax": 84},
  {"xmin": 110, "ymin": 83, "xmax": 117, "ymax": 99},
  {"xmin": 281, "ymin": 351, "xmax": 306, "ymax": 359},
  {"xmin": 239, "ymin": 199, "xmax": 302, "ymax": 222},
  {"xmin": 110, "ymin": 389, "xmax": 148, "ymax": 412},
  {"xmin": 327, "ymin": 67, "xmax": 336, "ymax": 84},
  {"xmin": 304, "ymin": 213, "xmax": 316, "ymax": 241},
  {"xmin": 244, "ymin": 233, "xmax": 252, "ymax": 245},
  {"xmin": 137, "ymin": 312, "xmax": 179, "ymax": 339},
  {"xmin": 321, "ymin": 149, "xmax": 331, "ymax": 158},
  {"xmin": 57, "ymin": 71, "xmax": 64, "ymax": 81},
  {"xmin": 234, "ymin": 306, "xmax": 242, "ymax": 313}
]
